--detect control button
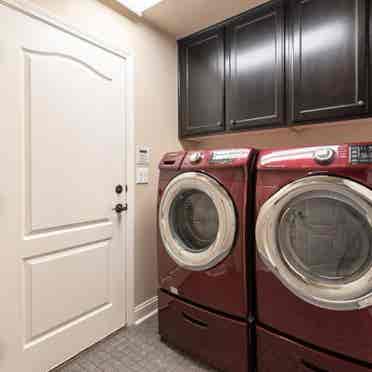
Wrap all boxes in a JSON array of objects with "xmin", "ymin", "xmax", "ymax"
[
  {"xmin": 189, "ymin": 152, "xmax": 203, "ymax": 164},
  {"xmin": 314, "ymin": 148, "xmax": 335, "ymax": 165}
]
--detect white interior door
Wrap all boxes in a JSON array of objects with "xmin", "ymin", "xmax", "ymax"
[{"xmin": 0, "ymin": 2, "xmax": 127, "ymax": 371}]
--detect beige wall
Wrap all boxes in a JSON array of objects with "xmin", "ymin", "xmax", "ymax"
[
  {"xmin": 182, "ymin": 118, "xmax": 372, "ymax": 151},
  {"xmin": 28, "ymin": 0, "xmax": 181, "ymax": 307}
]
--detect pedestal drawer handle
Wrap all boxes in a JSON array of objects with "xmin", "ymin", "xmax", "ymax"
[
  {"xmin": 301, "ymin": 359, "xmax": 329, "ymax": 372},
  {"xmin": 182, "ymin": 312, "xmax": 208, "ymax": 329}
]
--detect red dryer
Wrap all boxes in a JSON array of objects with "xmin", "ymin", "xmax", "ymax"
[
  {"xmin": 255, "ymin": 144, "xmax": 372, "ymax": 371},
  {"xmin": 157, "ymin": 149, "xmax": 256, "ymax": 372}
]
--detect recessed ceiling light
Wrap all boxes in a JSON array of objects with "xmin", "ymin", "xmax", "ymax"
[{"xmin": 114, "ymin": 0, "xmax": 163, "ymax": 16}]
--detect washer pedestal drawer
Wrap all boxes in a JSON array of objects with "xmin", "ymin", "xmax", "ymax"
[
  {"xmin": 158, "ymin": 290, "xmax": 249, "ymax": 372},
  {"xmin": 257, "ymin": 326, "xmax": 370, "ymax": 372}
]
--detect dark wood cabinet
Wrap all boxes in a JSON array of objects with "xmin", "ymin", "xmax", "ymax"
[
  {"xmin": 178, "ymin": 28, "xmax": 225, "ymax": 138},
  {"xmin": 226, "ymin": 0, "xmax": 285, "ymax": 130},
  {"xmin": 178, "ymin": 0, "xmax": 371, "ymax": 139},
  {"xmin": 287, "ymin": 0, "xmax": 369, "ymax": 123}
]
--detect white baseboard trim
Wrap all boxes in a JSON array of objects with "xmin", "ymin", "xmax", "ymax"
[{"xmin": 134, "ymin": 296, "xmax": 158, "ymax": 325}]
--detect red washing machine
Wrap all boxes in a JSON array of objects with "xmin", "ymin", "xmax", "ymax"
[
  {"xmin": 157, "ymin": 149, "xmax": 256, "ymax": 372},
  {"xmin": 255, "ymin": 144, "xmax": 372, "ymax": 371}
]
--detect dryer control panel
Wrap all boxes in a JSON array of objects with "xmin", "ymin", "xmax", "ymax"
[{"xmin": 349, "ymin": 144, "xmax": 372, "ymax": 164}]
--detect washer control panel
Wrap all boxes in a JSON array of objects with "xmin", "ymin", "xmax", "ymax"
[
  {"xmin": 350, "ymin": 144, "xmax": 372, "ymax": 164},
  {"xmin": 210, "ymin": 149, "xmax": 249, "ymax": 163},
  {"xmin": 183, "ymin": 149, "xmax": 252, "ymax": 168}
]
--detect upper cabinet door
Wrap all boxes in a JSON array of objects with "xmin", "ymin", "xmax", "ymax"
[
  {"xmin": 179, "ymin": 28, "xmax": 225, "ymax": 138},
  {"xmin": 226, "ymin": 1, "xmax": 285, "ymax": 131},
  {"xmin": 288, "ymin": 0, "xmax": 368, "ymax": 123}
]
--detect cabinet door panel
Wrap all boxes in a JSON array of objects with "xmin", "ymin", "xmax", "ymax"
[
  {"xmin": 179, "ymin": 28, "xmax": 225, "ymax": 137},
  {"xmin": 288, "ymin": 0, "xmax": 368, "ymax": 122},
  {"xmin": 227, "ymin": 1, "xmax": 285, "ymax": 130}
]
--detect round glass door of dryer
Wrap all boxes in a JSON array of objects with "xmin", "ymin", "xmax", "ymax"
[
  {"xmin": 278, "ymin": 192, "xmax": 372, "ymax": 284},
  {"xmin": 256, "ymin": 175, "xmax": 372, "ymax": 311},
  {"xmin": 159, "ymin": 172, "xmax": 236, "ymax": 271}
]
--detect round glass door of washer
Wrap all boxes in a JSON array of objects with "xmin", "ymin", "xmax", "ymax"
[{"xmin": 159, "ymin": 172, "xmax": 236, "ymax": 271}]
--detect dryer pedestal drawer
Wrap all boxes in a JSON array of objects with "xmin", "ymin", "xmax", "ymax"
[
  {"xmin": 158, "ymin": 290, "xmax": 249, "ymax": 372},
  {"xmin": 257, "ymin": 326, "xmax": 370, "ymax": 372}
]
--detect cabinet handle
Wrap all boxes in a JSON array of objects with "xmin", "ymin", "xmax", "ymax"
[
  {"xmin": 301, "ymin": 359, "xmax": 328, "ymax": 372},
  {"xmin": 182, "ymin": 312, "xmax": 208, "ymax": 329},
  {"xmin": 216, "ymin": 121, "xmax": 222, "ymax": 126},
  {"xmin": 358, "ymin": 100, "xmax": 365, "ymax": 106}
]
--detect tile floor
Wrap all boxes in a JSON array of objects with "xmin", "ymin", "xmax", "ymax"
[{"xmin": 55, "ymin": 314, "xmax": 217, "ymax": 372}]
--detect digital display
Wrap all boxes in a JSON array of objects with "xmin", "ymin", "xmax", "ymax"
[
  {"xmin": 210, "ymin": 150, "xmax": 247, "ymax": 163},
  {"xmin": 350, "ymin": 144, "xmax": 372, "ymax": 164}
]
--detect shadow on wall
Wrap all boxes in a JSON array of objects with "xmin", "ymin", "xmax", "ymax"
[{"xmin": 181, "ymin": 118, "xmax": 372, "ymax": 151}]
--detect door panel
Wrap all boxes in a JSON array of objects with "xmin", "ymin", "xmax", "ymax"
[
  {"xmin": 179, "ymin": 28, "xmax": 225, "ymax": 137},
  {"xmin": 227, "ymin": 1, "xmax": 285, "ymax": 130},
  {"xmin": 0, "ymin": 3, "xmax": 126, "ymax": 371},
  {"xmin": 288, "ymin": 0, "xmax": 368, "ymax": 122},
  {"xmin": 24, "ymin": 241, "xmax": 110, "ymax": 341},
  {"xmin": 25, "ymin": 49, "xmax": 121, "ymax": 232}
]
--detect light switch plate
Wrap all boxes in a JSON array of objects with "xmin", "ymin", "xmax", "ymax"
[{"xmin": 136, "ymin": 167, "xmax": 149, "ymax": 184}]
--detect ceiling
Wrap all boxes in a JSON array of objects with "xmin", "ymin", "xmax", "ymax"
[{"xmin": 143, "ymin": 0, "xmax": 267, "ymax": 39}]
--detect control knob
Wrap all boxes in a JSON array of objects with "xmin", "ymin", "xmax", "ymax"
[
  {"xmin": 313, "ymin": 148, "xmax": 335, "ymax": 165},
  {"xmin": 189, "ymin": 152, "xmax": 203, "ymax": 164}
]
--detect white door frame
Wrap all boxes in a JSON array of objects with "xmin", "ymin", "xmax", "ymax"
[{"xmin": 1, "ymin": 0, "xmax": 136, "ymax": 326}]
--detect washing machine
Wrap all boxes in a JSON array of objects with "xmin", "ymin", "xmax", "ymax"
[
  {"xmin": 255, "ymin": 143, "xmax": 372, "ymax": 371},
  {"xmin": 157, "ymin": 148, "xmax": 256, "ymax": 372}
]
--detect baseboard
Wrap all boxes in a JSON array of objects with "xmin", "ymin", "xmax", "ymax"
[{"xmin": 134, "ymin": 296, "xmax": 158, "ymax": 325}]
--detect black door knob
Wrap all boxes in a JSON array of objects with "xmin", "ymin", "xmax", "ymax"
[
  {"xmin": 115, "ymin": 185, "xmax": 124, "ymax": 194},
  {"xmin": 113, "ymin": 203, "xmax": 127, "ymax": 213}
]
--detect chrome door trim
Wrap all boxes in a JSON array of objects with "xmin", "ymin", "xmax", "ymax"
[
  {"xmin": 256, "ymin": 175, "xmax": 372, "ymax": 311},
  {"xmin": 159, "ymin": 172, "xmax": 236, "ymax": 271}
]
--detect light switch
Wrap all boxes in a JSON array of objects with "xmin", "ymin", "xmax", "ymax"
[{"xmin": 136, "ymin": 167, "xmax": 149, "ymax": 184}]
